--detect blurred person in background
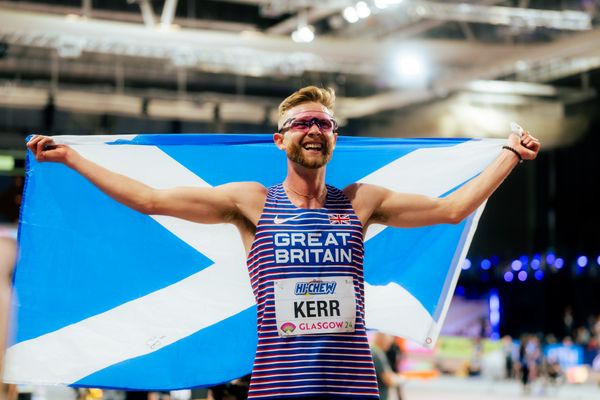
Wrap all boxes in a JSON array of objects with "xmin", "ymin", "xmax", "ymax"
[
  {"xmin": 385, "ymin": 338, "xmax": 404, "ymax": 400},
  {"xmin": 562, "ymin": 306, "xmax": 575, "ymax": 340},
  {"xmin": 502, "ymin": 335, "xmax": 515, "ymax": 379},
  {"xmin": 518, "ymin": 335, "xmax": 532, "ymax": 394},
  {"xmin": 370, "ymin": 333, "xmax": 395, "ymax": 400},
  {"xmin": 0, "ymin": 235, "xmax": 17, "ymax": 400}
]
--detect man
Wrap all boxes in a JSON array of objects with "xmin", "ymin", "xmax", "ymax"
[
  {"xmin": 370, "ymin": 333, "xmax": 399, "ymax": 400},
  {"xmin": 27, "ymin": 86, "xmax": 540, "ymax": 399}
]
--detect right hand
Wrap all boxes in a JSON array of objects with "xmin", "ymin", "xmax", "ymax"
[{"xmin": 26, "ymin": 135, "xmax": 71, "ymax": 164}]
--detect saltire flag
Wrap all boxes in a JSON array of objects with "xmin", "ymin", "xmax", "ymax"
[{"xmin": 6, "ymin": 134, "xmax": 504, "ymax": 389}]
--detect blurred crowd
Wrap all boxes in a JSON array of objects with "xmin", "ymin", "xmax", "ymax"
[{"xmin": 469, "ymin": 309, "xmax": 600, "ymax": 395}]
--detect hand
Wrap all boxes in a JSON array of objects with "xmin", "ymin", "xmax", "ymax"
[
  {"xmin": 26, "ymin": 135, "xmax": 71, "ymax": 164},
  {"xmin": 507, "ymin": 130, "xmax": 541, "ymax": 161}
]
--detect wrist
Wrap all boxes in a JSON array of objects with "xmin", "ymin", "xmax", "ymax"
[
  {"xmin": 63, "ymin": 148, "xmax": 80, "ymax": 168},
  {"xmin": 502, "ymin": 145, "xmax": 523, "ymax": 164}
]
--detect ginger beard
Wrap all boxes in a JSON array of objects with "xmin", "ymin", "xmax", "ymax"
[{"xmin": 286, "ymin": 134, "xmax": 334, "ymax": 169}]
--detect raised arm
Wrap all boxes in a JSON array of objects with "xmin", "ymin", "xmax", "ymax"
[
  {"xmin": 349, "ymin": 132, "xmax": 540, "ymax": 229},
  {"xmin": 26, "ymin": 135, "xmax": 266, "ymax": 226}
]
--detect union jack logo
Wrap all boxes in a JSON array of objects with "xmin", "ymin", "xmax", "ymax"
[{"xmin": 328, "ymin": 214, "xmax": 351, "ymax": 225}]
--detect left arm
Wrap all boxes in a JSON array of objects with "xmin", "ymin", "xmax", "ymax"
[{"xmin": 349, "ymin": 132, "xmax": 540, "ymax": 229}]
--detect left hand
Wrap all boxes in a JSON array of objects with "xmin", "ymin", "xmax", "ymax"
[{"xmin": 508, "ymin": 130, "xmax": 541, "ymax": 161}]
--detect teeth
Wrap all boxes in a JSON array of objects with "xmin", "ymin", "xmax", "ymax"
[{"xmin": 303, "ymin": 143, "xmax": 322, "ymax": 150}]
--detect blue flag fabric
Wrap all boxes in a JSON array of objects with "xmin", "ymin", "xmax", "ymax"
[{"xmin": 6, "ymin": 134, "xmax": 503, "ymax": 389}]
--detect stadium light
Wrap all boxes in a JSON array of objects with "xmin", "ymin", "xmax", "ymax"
[
  {"xmin": 462, "ymin": 258, "xmax": 471, "ymax": 270},
  {"xmin": 0, "ymin": 155, "xmax": 15, "ymax": 171},
  {"xmin": 489, "ymin": 289, "xmax": 500, "ymax": 339},
  {"xmin": 480, "ymin": 259, "xmax": 491, "ymax": 270},
  {"xmin": 374, "ymin": 0, "xmax": 404, "ymax": 9},
  {"xmin": 291, "ymin": 25, "xmax": 315, "ymax": 43},
  {"xmin": 355, "ymin": 1, "xmax": 371, "ymax": 19},
  {"xmin": 511, "ymin": 259, "xmax": 522, "ymax": 271},
  {"xmin": 343, "ymin": 6, "xmax": 359, "ymax": 23},
  {"xmin": 395, "ymin": 52, "xmax": 427, "ymax": 80},
  {"xmin": 577, "ymin": 255, "xmax": 588, "ymax": 267},
  {"xmin": 534, "ymin": 270, "xmax": 544, "ymax": 280}
]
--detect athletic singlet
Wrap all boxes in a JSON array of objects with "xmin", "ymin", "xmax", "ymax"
[{"xmin": 246, "ymin": 183, "xmax": 379, "ymax": 399}]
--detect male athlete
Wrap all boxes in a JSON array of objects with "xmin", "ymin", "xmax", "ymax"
[{"xmin": 28, "ymin": 86, "xmax": 540, "ymax": 399}]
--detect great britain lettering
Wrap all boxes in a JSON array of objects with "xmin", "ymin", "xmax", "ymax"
[{"xmin": 274, "ymin": 232, "xmax": 353, "ymax": 264}]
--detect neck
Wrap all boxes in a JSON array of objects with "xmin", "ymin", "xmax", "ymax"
[{"xmin": 284, "ymin": 161, "xmax": 327, "ymax": 208}]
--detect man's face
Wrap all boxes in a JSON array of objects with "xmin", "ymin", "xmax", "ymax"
[{"xmin": 275, "ymin": 102, "xmax": 338, "ymax": 170}]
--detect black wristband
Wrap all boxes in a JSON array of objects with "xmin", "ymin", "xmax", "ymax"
[{"xmin": 502, "ymin": 145, "xmax": 523, "ymax": 164}]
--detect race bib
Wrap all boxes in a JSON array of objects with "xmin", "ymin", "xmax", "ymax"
[{"xmin": 274, "ymin": 276, "xmax": 356, "ymax": 337}]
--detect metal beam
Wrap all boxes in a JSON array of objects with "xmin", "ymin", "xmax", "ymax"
[
  {"xmin": 135, "ymin": 0, "xmax": 156, "ymax": 28},
  {"xmin": 0, "ymin": 8, "xmax": 520, "ymax": 77},
  {"xmin": 414, "ymin": 1, "xmax": 592, "ymax": 31},
  {"xmin": 343, "ymin": 0, "xmax": 589, "ymax": 40},
  {"xmin": 0, "ymin": 1, "xmax": 255, "ymax": 32},
  {"xmin": 343, "ymin": 0, "xmax": 506, "ymax": 40},
  {"xmin": 81, "ymin": 0, "xmax": 91, "ymax": 18},
  {"xmin": 340, "ymin": 27, "xmax": 600, "ymax": 118},
  {"xmin": 160, "ymin": 0, "xmax": 178, "ymax": 28},
  {"xmin": 266, "ymin": 1, "xmax": 350, "ymax": 34}
]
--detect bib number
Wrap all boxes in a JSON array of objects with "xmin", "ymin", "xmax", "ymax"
[{"xmin": 274, "ymin": 276, "xmax": 356, "ymax": 337}]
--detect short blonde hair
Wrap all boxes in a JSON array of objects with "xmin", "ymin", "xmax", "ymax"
[{"xmin": 278, "ymin": 86, "xmax": 336, "ymax": 117}]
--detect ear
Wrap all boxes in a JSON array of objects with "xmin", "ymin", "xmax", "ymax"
[{"xmin": 273, "ymin": 132, "xmax": 286, "ymax": 150}]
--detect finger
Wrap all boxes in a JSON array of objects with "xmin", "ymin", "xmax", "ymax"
[
  {"xmin": 27, "ymin": 135, "xmax": 43, "ymax": 150},
  {"xmin": 525, "ymin": 141, "xmax": 540, "ymax": 153},
  {"xmin": 36, "ymin": 137, "xmax": 53, "ymax": 157},
  {"xmin": 30, "ymin": 137, "xmax": 46, "ymax": 156}
]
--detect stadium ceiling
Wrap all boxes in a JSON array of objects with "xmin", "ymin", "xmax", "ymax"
[{"xmin": 0, "ymin": 0, "xmax": 599, "ymax": 146}]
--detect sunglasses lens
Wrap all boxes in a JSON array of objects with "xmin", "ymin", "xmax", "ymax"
[
  {"xmin": 290, "ymin": 120, "xmax": 309, "ymax": 130},
  {"xmin": 291, "ymin": 118, "xmax": 334, "ymax": 132},
  {"xmin": 279, "ymin": 112, "xmax": 337, "ymax": 134},
  {"xmin": 317, "ymin": 119, "xmax": 333, "ymax": 130}
]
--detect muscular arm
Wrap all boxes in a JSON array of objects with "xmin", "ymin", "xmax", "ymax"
[
  {"xmin": 349, "ymin": 132, "xmax": 540, "ymax": 229},
  {"xmin": 27, "ymin": 136, "xmax": 266, "ymax": 227}
]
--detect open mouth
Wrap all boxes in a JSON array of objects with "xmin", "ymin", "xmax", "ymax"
[{"xmin": 302, "ymin": 142, "xmax": 323, "ymax": 152}]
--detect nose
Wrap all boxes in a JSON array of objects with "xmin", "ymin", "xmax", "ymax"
[{"xmin": 307, "ymin": 121, "xmax": 323, "ymax": 135}]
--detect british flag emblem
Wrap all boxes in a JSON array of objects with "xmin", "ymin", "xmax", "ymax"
[{"xmin": 328, "ymin": 214, "xmax": 351, "ymax": 225}]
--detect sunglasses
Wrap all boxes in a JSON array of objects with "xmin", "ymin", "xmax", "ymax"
[{"xmin": 278, "ymin": 115, "xmax": 338, "ymax": 135}]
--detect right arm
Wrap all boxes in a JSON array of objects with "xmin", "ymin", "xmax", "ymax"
[{"xmin": 26, "ymin": 135, "xmax": 266, "ymax": 226}]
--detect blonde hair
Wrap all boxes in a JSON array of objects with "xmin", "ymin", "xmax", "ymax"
[{"xmin": 278, "ymin": 86, "xmax": 336, "ymax": 117}]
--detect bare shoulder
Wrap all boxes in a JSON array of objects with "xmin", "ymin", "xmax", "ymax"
[
  {"xmin": 222, "ymin": 181, "xmax": 267, "ymax": 201},
  {"xmin": 343, "ymin": 182, "xmax": 387, "ymax": 203},
  {"xmin": 343, "ymin": 183, "xmax": 388, "ymax": 225},
  {"xmin": 221, "ymin": 181, "xmax": 267, "ymax": 224}
]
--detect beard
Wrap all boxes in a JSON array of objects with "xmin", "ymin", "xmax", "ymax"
[{"xmin": 286, "ymin": 138, "xmax": 333, "ymax": 169}]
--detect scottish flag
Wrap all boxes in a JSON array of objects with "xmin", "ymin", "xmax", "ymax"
[{"xmin": 6, "ymin": 134, "xmax": 503, "ymax": 389}]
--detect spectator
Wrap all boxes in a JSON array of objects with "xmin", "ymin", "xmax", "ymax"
[
  {"xmin": 370, "ymin": 333, "xmax": 397, "ymax": 400},
  {"xmin": 385, "ymin": 338, "xmax": 404, "ymax": 400}
]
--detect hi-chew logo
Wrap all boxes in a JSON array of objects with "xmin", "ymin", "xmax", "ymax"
[{"xmin": 294, "ymin": 280, "xmax": 337, "ymax": 296}]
